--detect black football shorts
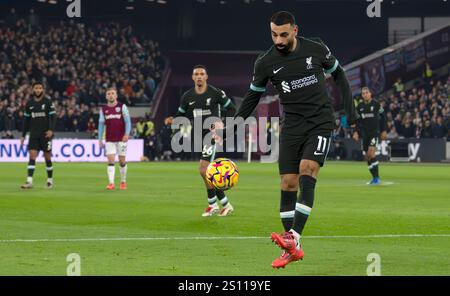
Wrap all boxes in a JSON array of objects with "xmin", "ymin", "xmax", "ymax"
[{"xmin": 278, "ymin": 130, "xmax": 333, "ymax": 174}]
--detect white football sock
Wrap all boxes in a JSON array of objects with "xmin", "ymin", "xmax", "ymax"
[
  {"xmin": 119, "ymin": 164, "xmax": 127, "ymax": 183},
  {"xmin": 47, "ymin": 178, "xmax": 53, "ymax": 184},
  {"xmin": 107, "ymin": 165, "xmax": 115, "ymax": 184},
  {"xmin": 27, "ymin": 176, "xmax": 33, "ymax": 184}
]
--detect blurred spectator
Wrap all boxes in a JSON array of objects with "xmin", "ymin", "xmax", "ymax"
[
  {"xmin": 333, "ymin": 141, "xmax": 347, "ymax": 160},
  {"xmin": 159, "ymin": 117, "xmax": 173, "ymax": 161},
  {"xmin": 393, "ymin": 78, "xmax": 404, "ymax": 94},
  {"xmin": 136, "ymin": 117, "xmax": 155, "ymax": 139},
  {"xmin": 432, "ymin": 116, "xmax": 448, "ymax": 139},
  {"xmin": 398, "ymin": 118, "xmax": 416, "ymax": 138},
  {"xmin": 386, "ymin": 126, "xmax": 399, "ymax": 139},
  {"xmin": 423, "ymin": 62, "xmax": 433, "ymax": 83},
  {"xmin": 2, "ymin": 130, "xmax": 14, "ymax": 139},
  {"xmin": 420, "ymin": 120, "xmax": 433, "ymax": 138}
]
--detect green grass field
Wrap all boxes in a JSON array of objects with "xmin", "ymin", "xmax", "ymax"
[{"xmin": 0, "ymin": 161, "xmax": 449, "ymax": 275}]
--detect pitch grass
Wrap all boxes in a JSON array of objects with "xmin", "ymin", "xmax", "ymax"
[{"xmin": 0, "ymin": 161, "xmax": 449, "ymax": 275}]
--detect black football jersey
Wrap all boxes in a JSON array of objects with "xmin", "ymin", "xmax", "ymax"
[
  {"xmin": 23, "ymin": 97, "xmax": 56, "ymax": 138},
  {"xmin": 356, "ymin": 99, "xmax": 385, "ymax": 135},
  {"xmin": 250, "ymin": 36, "xmax": 339, "ymax": 135}
]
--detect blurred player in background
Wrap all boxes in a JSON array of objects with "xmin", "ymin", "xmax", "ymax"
[
  {"xmin": 98, "ymin": 87, "xmax": 132, "ymax": 190},
  {"xmin": 213, "ymin": 11, "xmax": 356, "ymax": 268},
  {"xmin": 167, "ymin": 65, "xmax": 236, "ymax": 217},
  {"xmin": 20, "ymin": 82, "xmax": 56, "ymax": 189},
  {"xmin": 353, "ymin": 87, "xmax": 387, "ymax": 185}
]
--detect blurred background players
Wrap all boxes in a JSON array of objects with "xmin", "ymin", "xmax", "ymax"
[{"xmin": 353, "ymin": 87, "xmax": 387, "ymax": 184}]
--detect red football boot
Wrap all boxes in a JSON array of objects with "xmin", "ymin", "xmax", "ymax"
[
  {"xmin": 119, "ymin": 182, "xmax": 127, "ymax": 190},
  {"xmin": 271, "ymin": 249, "xmax": 304, "ymax": 269},
  {"xmin": 271, "ymin": 231, "xmax": 298, "ymax": 254},
  {"xmin": 106, "ymin": 183, "xmax": 115, "ymax": 190}
]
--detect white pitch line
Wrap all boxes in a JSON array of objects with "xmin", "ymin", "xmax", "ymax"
[{"xmin": 0, "ymin": 234, "xmax": 449, "ymax": 243}]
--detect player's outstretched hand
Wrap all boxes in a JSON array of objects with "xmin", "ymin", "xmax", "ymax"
[
  {"xmin": 99, "ymin": 140, "xmax": 105, "ymax": 149},
  {"xmin": 211, "ymin": 121, "xmax": 224, "ymax": 145},
  {"xmin": 165, "ymin": 116, "xmax": 174, "ymax": 125},
  {"xmin": 122, "ymin": 135, "xmax": 129, "ymax": 142},
  {"xmin": 45, "ymin": 130, "xmax": 53, "ymax": 139}
]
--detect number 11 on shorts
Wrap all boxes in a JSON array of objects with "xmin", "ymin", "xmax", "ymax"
[{"xmin": 314, "ymin": 136, "xmax": 328, "ymax": 155}]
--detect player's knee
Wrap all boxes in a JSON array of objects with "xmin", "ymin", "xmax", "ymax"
[
  {"xmin": 300, "ymin": 160, "xmax": 319, "ymax": 177},
  {"xmin": 280, "ymin": 175, "xmax": 298, "ymax": 191},
  {"xmin": 199, "ymin": 166, "xmax": 207, "ymax": 178}
]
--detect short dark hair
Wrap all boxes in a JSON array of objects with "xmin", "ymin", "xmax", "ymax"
[
  {"xmin": 270, "ymin": 11, "xmax": 296, "ymax": 26},
  {"xmin": 32, "ymin": 81, "xmax": 44, "ymax": 88},
  {"xmin": 193, "ymin": 65, "xmax": 207, "ymax": 72}
]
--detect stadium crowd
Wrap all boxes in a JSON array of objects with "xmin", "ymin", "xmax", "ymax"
[
  {"xmin": 0, "ymin": 11, "xmax": 164, "ymax": 136},
  {"xmin": 336, "ymin": 74, "xmax": 450, "ymax": 141}
]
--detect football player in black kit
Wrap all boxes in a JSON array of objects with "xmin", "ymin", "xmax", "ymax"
[
  {"xmin": 20, "ymin": 82, "xmax": 56, "ymax": 189},
  {"xmin": 212, "ymin": 11, "xmax": 356, "ymax": 268},
  {"xmin": 353, "ymin": 87, "xmax": 387, "ymax": 185},
  {"xmin": 168, "ymin": 65, "xmax": 236, "ymax": 217}
]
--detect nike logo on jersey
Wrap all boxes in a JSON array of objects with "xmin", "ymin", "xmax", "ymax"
[
  {"xmin": 30, "ymin": 107, "xmax": 34, "ymax": 110},
  {"xmin": 314, "ymin": 151, "xmax": 324, "ymax": 156},
  {"xmin": 273, "ymin": 67, "xmax": 284, "ymax": 74},
  {"xmin": 189, "ymin": 101, "xmax": 195, "ymax": 105}
]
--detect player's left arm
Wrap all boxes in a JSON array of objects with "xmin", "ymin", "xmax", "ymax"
[
  {"xmin": 378, "ymin": 102, "xmax": 388, "ymax": 140},
  {"xmin": 21, "ymin": 103, "xmax": 31, "ymax": 145},
  {"xmin": 319, "ymin": 42, "xmax": 357, "ymax": 126},
  {"xmin": 46, "ymin": 100, "xmax": 57, "ymax": 139},
  {"xmin": 122, "ymin": 104, "xmax": 132, "ymax": 142}
]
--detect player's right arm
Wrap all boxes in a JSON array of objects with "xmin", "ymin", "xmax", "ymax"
[
  {"xmin": 98, "ymin": 108, "xmax": 105, "ymax": 148},
  {"xmin": 21, "ymin": 102, "xmax": 31, "ymax": 145},
  {"xmin": 212, "ymin": 56, "xmax": 268, "ymax": 141},
  {"xmin": 316, "ymin": 40, "xmax": 357, "ymax": 126},
  {"xmin": 167, "ymin": 92, "xmax": 190, "ymax": 125},
  {"xmin": 234, "ymin": 56, "xmax": 269, "ymax": 120},
  {"xmin": 352, "ymin": 102, "xmax": 362, "ymax": 141}
]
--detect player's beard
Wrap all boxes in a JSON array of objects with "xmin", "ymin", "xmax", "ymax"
[
  {"xmin": 33, "ymin": 91, "xmax": 44, "ymax": 99},
  {"xmin": 275, "ymin": 38, "xmax": 295, "ymax": 54}
]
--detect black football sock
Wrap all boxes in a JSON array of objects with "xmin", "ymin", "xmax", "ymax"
[
  {"xmin": 291, "ymin": 175, "xmax": 316, "ymax": 236},
  {"xmin": 46, "ymin": 160, "xmax": 53, "ymax": 179},
  {"xmin": 280, "ymin": 191, "xmax": 297, "ymax": 232},
  {"xmin": 368, "ymin": 158, "xmax": 379, "ymax": 178},
  {"xmin": 207, "ymin": 188, "xmax": 217, "ymax": 205},
  {"xmin": 27, "ymin": 159, "xmax": 36, "ymax": 183},
  {"xmin": 216, "ymin": 190, "xmax": 229, "ymax": 207}
]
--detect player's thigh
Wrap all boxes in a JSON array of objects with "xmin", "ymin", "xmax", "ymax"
[
  {"xmin": 41, "ymin": 137, "xmax": 52, "ymax": 153},
  {"xmin": 198, "ymin": 159, "xmax": 209, "ymax": 176},
  {"xmin": 278, "ymin": 135, "xmax": 303, "ymax": 175},
  {"xmin": 117, "ymin": 141, "xmax": 128, "ymax": 157},
  {"xmin": 27, "ymin": 138, "xmax": 40, "ymax": 154},
  {"xmin": 301, "ymin": 132, "xmax": 333, "ymax": 169},
  {"xmin": 362, "ymin": 135, "xmax": 377, "ymax": 154},
  {"xmin": 105, "ymin": 142, "xmax": 117, "ymax": 162}
]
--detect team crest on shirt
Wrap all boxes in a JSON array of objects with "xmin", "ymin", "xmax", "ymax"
[
  {"xmin": 371, "ymin": 106, "xmax": 374, "ymax": 111},
  {"xmin": 115, "ymin": 107, "xmax": 121, "ymax": 112},
  {"xmin": 306, "ymin": 57, "xmax": 313, "ymax": 69},
  {"xmin": 206, "ymin": 98, "xmax": 211, "ymax": 106},
  {"xmin": 41, "ymin": 104, "xmax": 45, "ymax": 110}
]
